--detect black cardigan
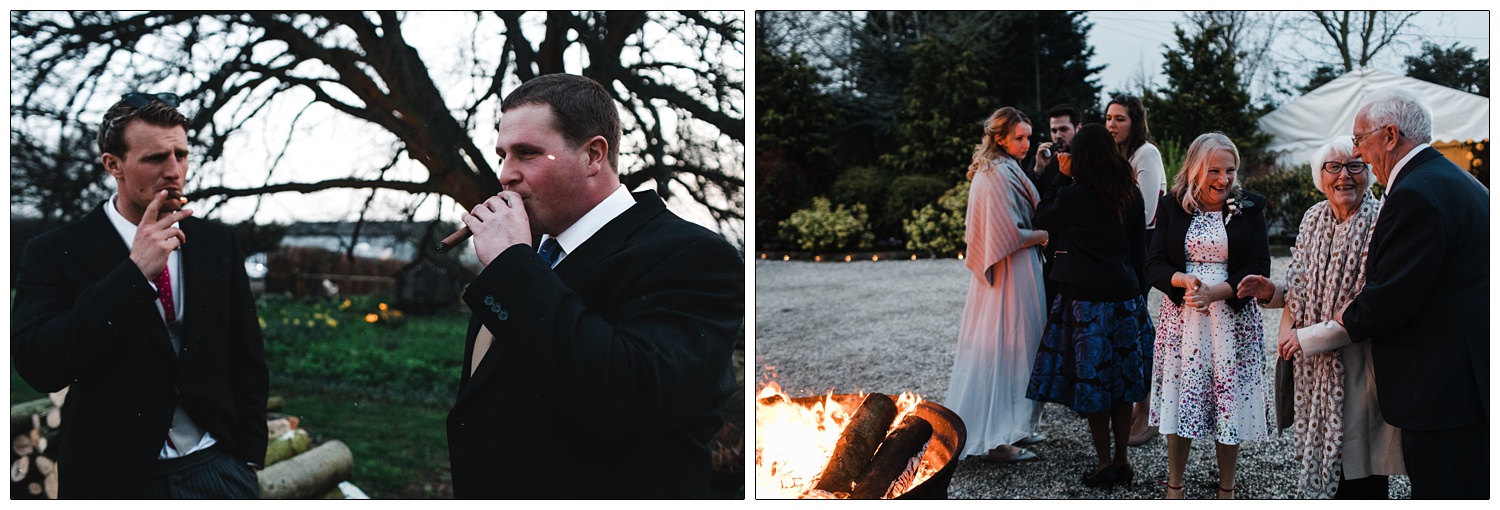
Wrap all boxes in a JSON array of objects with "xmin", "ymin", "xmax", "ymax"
[
  {"xmin": 1145, "ymin": 191, "xmax": 1270, "ymax": 310},
  {"xmin": 1032, "ymin": 171, "xmax": 1149, "ymax": 301}
]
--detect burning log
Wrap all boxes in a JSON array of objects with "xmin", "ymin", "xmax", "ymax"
[
  {"xmin": 850, "ymin": 415, "xmax": 933, "ymax": 499},
  {"xmin": 258, "ymin": 440, "xmax": 353, "ymax": 499},
  {"xmin": 812, "ymin": 393, "xmax": 897, "ymax": 495}
]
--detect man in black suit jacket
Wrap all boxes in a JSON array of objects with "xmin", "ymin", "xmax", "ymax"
[
  {"xmin": 447, "ymin": 73, "xmax": 743, "ymax": 498},
  {"xmin": 12, "ymin": 94, "xmax": 267, "ymax": 498},
  {"xmin": 1336, "ymin": 87, "xmax": 1489, "ymax": 499}
]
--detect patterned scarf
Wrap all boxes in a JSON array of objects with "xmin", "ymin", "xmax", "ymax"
[{"xmin": 1283, "ymin": 191, "xmax": 1379, "ymax": 498}]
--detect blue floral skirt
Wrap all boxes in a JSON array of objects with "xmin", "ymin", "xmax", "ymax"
[{"xmin": 1026, "ymin": 294, "xmax": 1154, "ymax": 414}]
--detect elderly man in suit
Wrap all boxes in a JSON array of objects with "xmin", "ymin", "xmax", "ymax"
[
  {"xmin": 12, "ymin": 92, "xmax": 268, "ymax": 498},
  {"xmin": 447, "ymin": 73, "xmax": 743, "ymax": 499},
  {"xmin": 1331, "ymin": 87, "xmax": 1488, "ymax": 499}
]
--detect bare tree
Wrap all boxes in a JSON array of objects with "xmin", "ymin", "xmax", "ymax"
[
  {"xmin": 1187, "ymin": 11, "xmax": 1288, "ymax": 106},
  {"xmin": 10, "ymin": 11, "xmax": 744, "ymax": 246},
  {"xmin": 1300, "ymin": 11, "xmax": 1420, "ymax": 72}
]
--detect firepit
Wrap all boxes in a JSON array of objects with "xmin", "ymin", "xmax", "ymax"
[{"xmin": 755, "ymin": 385, "xmax": 966, "ymax": 499}]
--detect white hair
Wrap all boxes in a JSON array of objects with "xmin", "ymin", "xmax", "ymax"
[
  {"xmin": 1308, "ymin": 139, "xmax": 1375, "ymax": 195},
  {"xmin": 1356, "ymin": 87, "xmax": 1433, "ymax": 144}
]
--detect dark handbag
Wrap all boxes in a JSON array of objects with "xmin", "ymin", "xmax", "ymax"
[{"xmin": 1274, "ymin": 357, "xmax": 1295, "ymax": 433}]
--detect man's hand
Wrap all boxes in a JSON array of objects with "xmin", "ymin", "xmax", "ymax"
[
  {"xmin": 130, "ymin": 190, "xmax": 192, "ymax": 280},
  {"xmin": 462, "ymin": 190, "xmax": 532, "ymax": 268},
  {"xmin": 1033, "ymin": 141, "xmax": 1055, "ymax": 173}
]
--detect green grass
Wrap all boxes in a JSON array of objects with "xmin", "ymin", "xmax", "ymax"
[
  {"xmin": 11, "ymin": 365, "xmax": 47, "ymax": 404},
  {"xmin": 273, "ymin": 384, "xmax": 454, "ymax": 498}
]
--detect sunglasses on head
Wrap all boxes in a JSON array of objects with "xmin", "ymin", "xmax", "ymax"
[{"xmin": 121, "ymin": 92, "xmax": 180, "ymax": 108}]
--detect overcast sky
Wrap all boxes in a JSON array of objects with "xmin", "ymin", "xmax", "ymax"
[{"xmin": 1085, "ymin": 10, "xmax": 1490, "ymax": 105}]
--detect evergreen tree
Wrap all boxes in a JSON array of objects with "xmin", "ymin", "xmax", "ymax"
[
  {"xmin": 1405, "ymin": 42, "xmax": 1489, "ymax": 97},
  {"xmin": 1145, "ymin": 25, "xmax": 1273, "ymax": 170},
  {"xmin": 880, "ymin": 32, "xmax": 992, "ymax": 182},
  {"xmin": 755, "ymin": 46, "xmax": 841, "ymax": 249},
  {"xmin": 1298, "ymin": 64, "xmax": 1344, "ymax": 94}
]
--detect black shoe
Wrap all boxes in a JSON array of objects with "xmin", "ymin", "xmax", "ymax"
[
  {"xmin": 1113, "ymin": 463, "xmax": 1135, "ymax": 486},
  {"xmin": 1082, "ymin": 465, "xmax": 1117, "ymax": 488}
]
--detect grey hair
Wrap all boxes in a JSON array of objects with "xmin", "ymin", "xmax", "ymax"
[
  {"xmin": 1357, "ymin": 87, "xmax": 1433, "ymax": 144},
  {"xmin": 1308, "ymin": 139, "xmax": 1375, "ymax": 195}
]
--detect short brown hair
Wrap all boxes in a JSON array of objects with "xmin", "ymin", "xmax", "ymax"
[
  {"xmin": 97, "ymin": 99, "xmax": 189, "ymax": 156},
  {"xmin": 500, "ymin": 73, "xmax": 622, "ymax": 169}
]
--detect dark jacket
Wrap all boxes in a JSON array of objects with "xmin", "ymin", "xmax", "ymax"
[
  {"xmin": 1033, "ymin": 171, "xmax": 1148, "ymax": 301},
  {"xmin": 447, "ymin": 190, "xmax": 744, "ymax": 499},
  {"xmin": 1341, "ymin": 147, "xmax": 1489, "ymax": 431},
  {"xmin": 1146, "ymin": 190, "xmax": 1270, "ymax": 310},
  {"xmin": 11, "ymin": 202, "xmax": 268, "ymax": 498}
]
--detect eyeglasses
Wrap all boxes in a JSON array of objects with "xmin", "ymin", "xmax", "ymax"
[
  {"xmin": 1351, "ymin": 125, "xmax": 1392, "ymax": 146},
  {"xmin": 1321, "ymin": 161, "xmax": 1368, "ymax": 175},
  {"xmin": 121, "ymin": 92, "xmax": 180, "ymax": 108}
]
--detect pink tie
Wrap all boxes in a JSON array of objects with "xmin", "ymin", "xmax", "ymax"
[{"xmin": 154, "ymin": 267, "xmax": 176, "ymax": 323}]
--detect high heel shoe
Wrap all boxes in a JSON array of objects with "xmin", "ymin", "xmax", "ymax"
[
  {"xmin": 1217, "ymin": 484, "xmax": 1235, "ymax": 499},
  {"xmin": 1081, "ymin": 465, "xmax": 1117, "ymax": 488},
  {"xmin": 1112, "ymin": 463, "xmax": 1135, "ymax": 486}
]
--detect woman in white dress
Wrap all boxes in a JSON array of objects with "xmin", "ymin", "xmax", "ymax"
[
  {"xmin": 1145, "ymin": 132, "xmax": 1272, "ymax": 498},
  {"xmin": 1236, "ymin": 139, "xmax": 1404, "ymax": 499},
  {"xmin": 1104, "ymin": 94, "xmax": 1169, "ymax": 446},
  {"xmin": 946, "ymin": 106, "xmax": 1049, "ymax": 462}
]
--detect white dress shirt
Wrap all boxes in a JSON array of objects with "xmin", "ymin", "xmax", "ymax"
[
  {"xmin": 539, "ymin": 184, "xmax": 636, "ymax": 266},
  {"xmin": 102, "ymin": 194, "xmax": 216, "ymax": 458}
]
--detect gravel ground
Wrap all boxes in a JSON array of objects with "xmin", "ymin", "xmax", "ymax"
[{"xmin": 753, "ymin": 257, "xmax": 1410, "ymax": 499}]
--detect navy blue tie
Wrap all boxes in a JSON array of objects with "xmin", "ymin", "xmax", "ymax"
[{"xmin": 537, "ymin": 238, "xmax": 565, "ymax": 268}]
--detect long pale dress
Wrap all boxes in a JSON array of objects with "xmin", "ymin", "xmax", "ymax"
[
  {"xmin": 946, "ymin": 155, "xmax": 1048, "ymax": 458},
  {"xmin": 1151, "ymin": 211, "xmax": 1272, "ymax": 444}
]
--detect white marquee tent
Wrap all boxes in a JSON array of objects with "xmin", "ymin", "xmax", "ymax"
[{"xmin": 1258, "ymin": 67, "xmax": 1489, "ymax": 169}]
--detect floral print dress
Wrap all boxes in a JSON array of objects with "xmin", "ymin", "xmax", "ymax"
[{"xmin": 1150, "ymin": 211, "xmax": 1272, "ymax": 444}]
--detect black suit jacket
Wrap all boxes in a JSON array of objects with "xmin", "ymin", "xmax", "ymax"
[
  {"xmin": 11, "ymin": 202, "xmax": 268, "ymax": 498},
  {"xmin": 446, "ymin": 190, "xmax": 744, "ymax": 499},
  {"xmin": 1341, "ymin": 147, "xmax": 1489, "ymax": 431},
  {"xmin": 1033, "ymin": 171, "xmax": 1149, "ymax": 301},
  {"xmin": 1146, "ymin": 191, "xmax": 1270, "ymax": 310}
]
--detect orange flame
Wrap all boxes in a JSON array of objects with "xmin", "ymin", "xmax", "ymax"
[{"xmin": 754, "ymin": 381, "xmax": 936, "ymax": 499}]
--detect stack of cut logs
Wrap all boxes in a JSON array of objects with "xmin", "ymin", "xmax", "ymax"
[
  {"xmin": 10, "ymin": 389, "xmax": 65, "ymax": 499},
  {"xmin": 259, "ymin": 396, "xmax": 357, "ymax": 499},
  {"xmin": 809, "ymin": 393, "xmax": 933, "ymax": 499},
  {"xmin": 11, "ymin": 392, "xmax": 357, "ymax": 499}
]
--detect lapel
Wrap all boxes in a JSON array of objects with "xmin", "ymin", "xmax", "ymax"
[
  {"xmin": 174, "ymin": 218, "xmax": 210, "ymax": 371},
  {"xmin": 457, "ymin": 191, "xmax": 665, "ymax": 405},
  {"xmin": 1388, "ymin": 146, "xmax": 1440, "ymax": 193},
  {"xmin": 550, "ymin": 191, "xmax": 663, "ymax": 285},
  {"xmin": 74, "ymin": 203, "xmax": 178, "ymax": 361}
]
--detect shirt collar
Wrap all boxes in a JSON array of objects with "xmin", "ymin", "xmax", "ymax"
[
  {"xmin": 103, "ymin": 194, "xmax": 140, "ymax": 250},
  {"xmin": 1385, "ymin": 142, "xmax": 1430, "ymax": 190},
  {"xmin": 542, "ymin": 184, "xmax": 634, "ymax": 258}
]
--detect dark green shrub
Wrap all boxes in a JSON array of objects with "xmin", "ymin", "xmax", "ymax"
[
  {"xmin": 777, "ymin": 196, "xmax": 875, "ymax": 252},
  {"xmin": 1242, "ymin": 165, "xmax": 1322, "ymax": 244},
  {"xmin": 886, "ymin": 174, "xmax": 950, "ymax": 232},
  {"xmin": 904, "ymin": 180, "xmax": 970, "ymax": 256}
]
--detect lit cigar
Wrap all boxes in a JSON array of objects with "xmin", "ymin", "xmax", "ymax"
[{"xmin": 435, "ymin": 226, "xmax": 470, "ymax": 253}]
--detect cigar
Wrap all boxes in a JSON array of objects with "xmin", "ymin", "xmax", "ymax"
[{"xmin": 435, "ymin": 226, "xmax": 470, "ymax": 253}]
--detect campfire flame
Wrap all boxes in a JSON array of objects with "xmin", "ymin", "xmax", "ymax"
[{"xmin": 754, "ymin": 381, "xmax": 938, "ymax": 499}]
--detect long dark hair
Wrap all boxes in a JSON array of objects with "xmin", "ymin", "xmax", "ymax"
[
  {"xmin": 1107, "ymin": 95, "xmax": 1153, "ymax": 160},
  {"xmin": 1069, "ymin": 124, "xmax": 1136, "ymax": 223}
]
